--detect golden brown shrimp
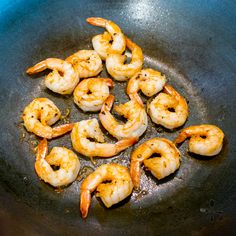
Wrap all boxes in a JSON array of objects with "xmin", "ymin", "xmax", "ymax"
[
  {"xmin": 99, "ymin": 95, "xmax": 148, "ymax": 140},
  {"xmin": 26, "ymin": 58, "xmax": 79, "ymax": 94},
  {"xmin": 106, "ymin": 37, "xmax": 144, "ymax": 81},
  {"xmin": 73, "ymin": 78, "xmax": 113, "ymax": 112},
  {"xmin": 86, "ymin": 17, "xmax": 126, "ymax": 60},
  {"xmin": 127, "ymin": 68, "xmax": 167, "ymax": 104},
  {"xmin": 174, "ymin": 124, "xmax": 224, "ymax": 156},
  {"xmin": 147, "ymin": 84, "xmax": 189, "ymax": 129},
  {"xmin": 130, "ymin": 138, "xmax": 181, "ymax": 189},
  {"xmin": 35, "ymin": 139, "xmax": 80, "ymax": 187},
  {"xmin": 66, "ymin": 50, "xmax": 103, "ymax": 78},
  {"xmin": 80, "ymin": 163, "xmax": 133, "ymax": 218},
  {"xmin": 71, "ymin": 118, "xmax": 137, "ymax": 158},
  {"xmin": 22, "ymin": 98, "xmax": 74, "ymax": 139}
]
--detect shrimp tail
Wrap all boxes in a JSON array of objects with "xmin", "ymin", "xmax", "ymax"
[
  {"xmin": 103, "ymin": 78, "xmax": 114, "ymax": 87},
  {"xmin": 52, "ymin": 123, "xmax": 74, "ymax": 139},
  {"xmin": 115, "ymin": 137, "xmax": 138, "ymax": 153},
  {"xmin": 130, "ymin": 160, "xmax": 141, "ymax": 189},
  {"xmin": 174, "ymin": 132, "xmax": 188, "ymax": 144},
  {"xmin": 26, "ymin": 60, "xmax": 47, "ymax": 74},
  {"xmin": 86, "ymin": 17, "xmax": 106, "ymax": 27},
  {"xmin": 80, "ymin": 190, "xmax": 91, "ymax": 219},
  {"xmin": 36, "ymin": 138, "xmax": 48, "ymax": 160},
  {"xmin": 129, "ymin": 93, "xmax": 144, "ymax": 107},
  {"xmin": 101, "ymin": 95, "xmax": 115, "ymax": 112}
]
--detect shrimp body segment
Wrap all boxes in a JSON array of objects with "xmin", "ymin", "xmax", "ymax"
[
  {"xmin": 73, "ymin": 78, "xmax": 113, "ymax": 112},
  {"xmin": 130, "ymin": 138, "xmax": 181, "ymax": 189},
  {"xmin": 66, "ymin": 50, "xmax": 103, "ymax": 78},
  {"xmin": 99, "ymin": 95, "xmax": 148, "ymax": 140},
  {"xmin": 175, "ymin": 124, "xmax": 224, "ymax": 156},
  {"xmin": 22, "ymin": 98, "xmax": 74, "ymax": 139},
  {"xmin": 106, "ymin": 37, "xmax": 144, "ymax": 81},
  {"xmin": 147, "ymin": 84, "xmax": 189, "ymax": 129},
  {"xmin": 35, "ymin": 139, "xmax": 80, "ymax": 187},
  {"xmin": 86, "ymin": 17, "xmax": 126, "ymax": 60},
  {"xmin": 80, "ymin": 163, "xmax": 133, "ymax": 218},
  {"xmin": 127, "ymin": 68, "xmax": 167, "ymax": 98},
  {"xmin": 27, "ymin": 58, "xmax": 79, "ymax": 94},
  {"xmin": 71, "ymin": 119, "xmax": 136, "ymax": 158}
]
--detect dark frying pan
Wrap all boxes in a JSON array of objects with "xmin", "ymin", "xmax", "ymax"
[{"xmin": 0, "ymin": 0, "xmax": 236, "ymax": 235}]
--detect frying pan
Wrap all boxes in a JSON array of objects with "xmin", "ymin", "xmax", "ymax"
[{"xmin": 0, "ymin": 0, "xmax": 236, "ymax": 235}]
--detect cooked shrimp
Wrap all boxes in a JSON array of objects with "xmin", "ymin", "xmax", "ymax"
[
  {"xmin": 27, "ymin": 58, "xmax": 79, "ymax": 94},
  {"xmin": 73, "ymin": 78, "xmax": 113, "ymax": 112},
  {"xmin": 80, "ymin": 163, "xmax": 133, "ymax": 218},
  {"xmin": 71, "ymin": 119, "xmax": 137, "ymax": 158},
  {"xmin": 22, "ymin": 98, "xmax": 74, "ymax": 139},
  {"xmin": 66, "ymin": 50, "xmax": 103, "ymax": 78},
  {"xmin": 86, "ymin": 17, "xmax": 126, "ymax": 60},
  {"xmin": 106, "ymin": 37, "xmax": 144, "ymax": 81},
  {"xmin": 174, "ymin": 124, "xmax": 224, "ymax": 156},
  {"xmin": 147, "ymin": 84, "xmax": 189, "ymax": 129},
  {"xmin": 99, "ymin": 95, "xmax": 148, "ymax": 140},
  {"xmin": 130, "ymin": 138, "xmax": 181, "ymax": 189},
  {"xmin": 35, "ymin": 139, "xmax": 80, "ymax": 187},
  {"xmin": 127, "ymin": 68, "xmax": 167, "ymax": 102}
]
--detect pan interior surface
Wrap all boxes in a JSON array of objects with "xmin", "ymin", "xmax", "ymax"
[{"xmin": 0, "ymin": 0, "xmax": 236, "ymax": 235}]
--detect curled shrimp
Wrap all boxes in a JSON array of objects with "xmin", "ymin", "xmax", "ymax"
[
  {"xmin": 71, "ymin": 118, "xmax": 137, "ymax": 158},
  {"xmin": 174, "ymin": 124, "xmax": 224, "ymax": 156},
  {"xmin": 106, "ymin": 37, "xmax": 144, "ymax": 81},
  {"xmin": 35, "ymin": 139, "xmax": 80, "ymax": 187},
  {"xmin": 73, "ymin": 78, "xmax": 113, "ymax": 112},
  {"xmin": 127, "ymin": 68, "xmax": 167, "ymax": 103},
  {"xmin": 66, "ymin": 50, "xmax": 103, "ymax": 78},
  {"xmin": 86, "ymin": 17, "xmax": 126, "ymax": 60},
  {"xmin": 147, "ymin": 84, "xmax": 189, "ymax": 129},
  {"xmin": 80, "ymin": 163, "xmax": 133, "ymax": 218},
  {"xmin": 26, "ymin": 58, "xmax": 79, "ymax": 94},
  {"xmin": 22, "ymin": 98, "xmax": 74, "ymax": 139},
  {"xmin": 99, "ymin": 95, "xmax": 148, "ymax": 140},
  {"xmin": 130, "ymin": 138, "xmax": 181, "ymax": 189}
]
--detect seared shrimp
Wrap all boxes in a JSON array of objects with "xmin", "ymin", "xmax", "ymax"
[
  {"xmin": 71, "ymin": 119, "xmax": 136, "ymax": 158},
  {"xmin": 27, "ymin": 58, "xmax": 79, "ymax": 94},
  {"xmin": 106, "ymin": 37, "xmax": 144, "ymax": 81},
  {"xmin": 127, "ymin": 68, "xmax": 167, "ymax": 104},
  {"xmin": 174, "ymin": 124, "xmax": 224, "ymax": 156},
  {"xmin": 73, "ymin": 78, "xmax": 113, "ymax": 112},
  {"xmin": 80, "ymin": 163, "xmax": 133, "ymax": 218},
  {"xmin": 147, "ymin": 84, "xmax": 189, "ymax": 129},
  {"xmin": 66, "ymin": 50, "xmax": 103, "ymax": 78},
  {"xmin": 22, "ymin": 98, "xmax": 74, "ymax": 139},
  {"xmin": 86, "ymin": 17, "xmax": 126, "ymax": 60},
  {"xmin": 35, "ymin": 139, "xmax": 80, "ymax": 187},
  {"xmin": 130, "ymin": 138, "xmax": 181, "ymax": 189},
  {"xmin": 99, "ymin": 95, "xmax": 148, "ymax": 140}
]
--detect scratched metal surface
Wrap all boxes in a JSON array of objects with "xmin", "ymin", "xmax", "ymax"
[{"xmin": 0, "ymin": 0, "xmax": 235, "ymax": 235}]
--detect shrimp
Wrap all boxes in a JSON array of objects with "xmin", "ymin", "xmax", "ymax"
[
  {"xmin": 26, "ymin": 58, "xmax": 79, "ymax": 95},
  {"xmin": 35, "ymin": 139, "xmax": 80, "ymax": 187},
  {"xmin": 71, "ymin": 119, "xmax": 137, "ymax": 158},
  {"xmin": 147, "ymin": 84, "xmax": 189, "ymax": 129},
  {"xmin": 66, "ymin": 50, "xmax": 103, "ymax": 78},
  {"xmin": 73, "ymin": 78, "xmax": 113, "ymax": 112},
  {"xmin": 106, "ymin": 37, "xmax": 144, "ymax": 81},
  {"xmin": 130, "ymin": 138, "xmax": 181, "ymax": 189},
  {"xmin": 99, "ymin": 95, "xmax": 148, "ymax": 140},
  {"xmin": 22, "ymin": 98, "xmax": 74, "ymax": 139},
  {"xmin": 174, "ymin": 124, "xmax": 224, "ymax": 156},
  {"xmin": 86, "ymin": 17, "xmax": 126, "ymax": 60},
  {"xmin": 127, "ymin": 68, "xmax": 167, "ymax": 103},
  {"xmin": 80, "ymin": 163, "xmax": 133, "ymax": 218}
]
